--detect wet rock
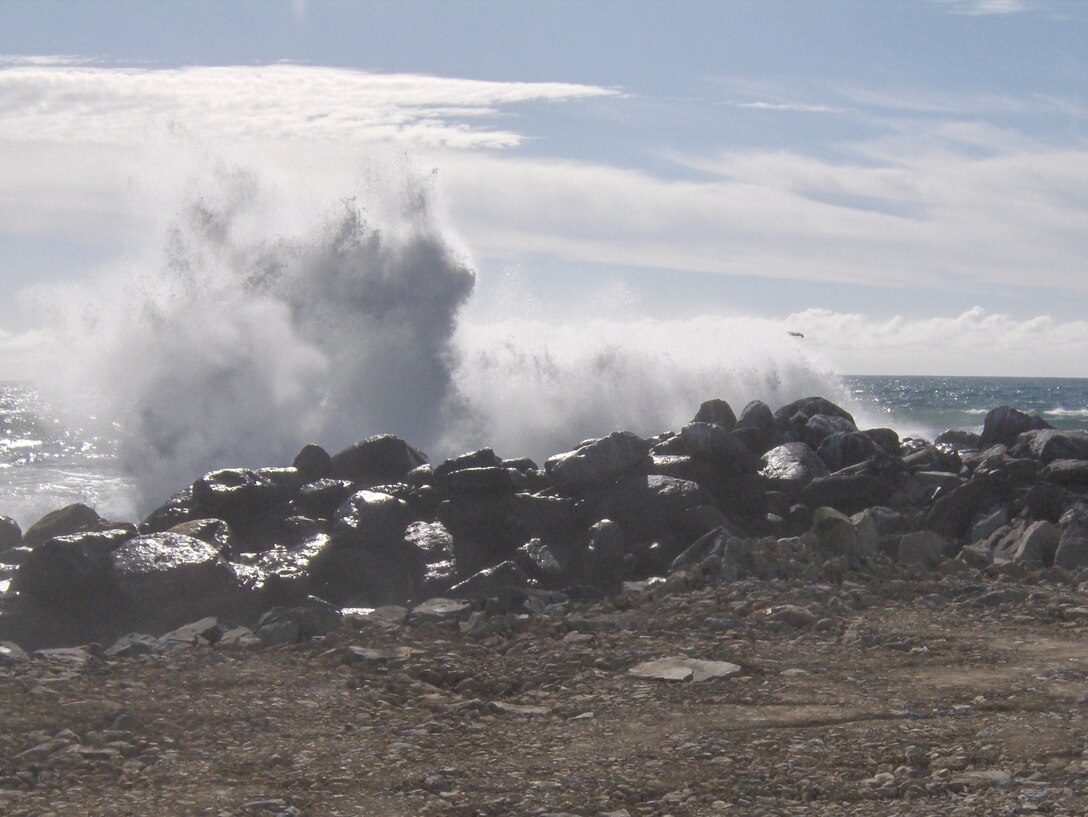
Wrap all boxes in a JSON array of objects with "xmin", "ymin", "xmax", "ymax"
[
  {"xmin": 139, "ymin": 487, "xmax": 198, "ymax": 534},
  {"xmin": 330, "ymin": 434, "xmax": 428, "ymax": 486},
  {"xmin": 308, "ymin": 535, "xmax": 422, "ymax": 608},
  {"xmin": 444, "ymin": 466, "xmax": 518, "ymax": 496},
  {"xmin": 291, "ymin": 478, "xmax": 356, "ymax": 519},
  {"xmin": 447, "ymin": 560, "xmax": 531, "ymax": 600},
  {"xmin": 628, "ymin": 656, "xmax": 742, "ymax": 682},
  {"xmin": 14, "ymin": 528, "xmax": 135, "ymax": 614},
  {"xmin": 734, "ymin": 400, "xmax": 778, "ymax": 454},
  {"xmin": 190, "ymin": 468, "xmax": 301, "ymax": 550},
  {"xmin": 546, "ymin": 431, "xmax": 651, "ymax": 493},
  {"xmin": 978, "ymin": 405, "xmax": 1052, "ymax": 450},
  {"xmin": 934, "ymin": 429, "xmax": 981, "ymax": 452},
  {"xmin": 801, "ymin": 471, "xmax": 897, "ymax": 515},
  {"xmin": 433, "ymin": 448, "xmax": 503, "ymax": 491},
  {"xmin": 816, "ymin": 431, "xmax": 878, "ymax": 473},
  {"xmin": 1054, "ymin": 505, "xmax": 1088, "ymax": 571},
  {"xmin": 692, "ymin": 398, "xmax": 737, "ymax": 430},
  {"xmin": 863, "ymin": 427, "xmax": 901, "ymax": 455},
  {"xmin": 515, "ymin": 538, "xmax": 574, "ymax": 588},
  {"xmin": 600, "ymin": 475, "xmax": 707, "ymax": 547},
  {"xmin": 405, "ymin": 521, "xmax": 457, "ymax": 594},
  {"xmin": 166, "ymin": 518, "xmax": 233, "ymax": 558},
  {"xmin": 331, "ymin": 489, "xmax": 413, "ymax": 547},
  {"xmin": 759, "ymin": 443, "xmax": 829, "ymax": 495},
  {"xmin": 680, "ymin": 422, "xmax": 759, "ymax": 473},
  {"xmin": 1013, "ymin": 429, "xmax": 1088, "ymax": 465},
  {"xmin": 0, "ymin": 515, "xmax": 21, "ymax": 551},
  {"xmin": 108, "ymin": 533, "xmax": 239, "ymax": 629},
  {"xmin": 292, "ymin": 443, "xmax": 333, "ymax": 481},
  {"xmin": 253, "ymin": 533, "xmax": 332, "ymax": 606},
  {"xmin": 774, "ymin": 396, "xmax": 857, "ymax": 438},
  {"xmin": 22, "ymin": 503, "xmax": 110, "ymax": 549}
]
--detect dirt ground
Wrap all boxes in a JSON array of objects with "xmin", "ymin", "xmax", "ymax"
[{"xmin": 3, "ymin": 570, "xmax": 1088, "ymax": 817}]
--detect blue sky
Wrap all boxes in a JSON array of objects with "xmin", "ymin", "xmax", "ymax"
[{"xmin": 1, "ymin": 0, "xmax": 1087, "ymax": 377}]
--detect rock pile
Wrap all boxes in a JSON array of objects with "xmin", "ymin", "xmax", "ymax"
[{"xmin": 2, "ymin": 396, "xmax": 1088, "ymax": 651}]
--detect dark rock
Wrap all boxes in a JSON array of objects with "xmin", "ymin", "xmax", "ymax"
[
  {"xmin": 679, "ymin": 423, "xmax": 759, "ymax": 473},
  {"xmin": 253, "ymin": 533, "xmax": 334, "ymax": 606},
  {"xmin": 444, "ymin": 466, "xmax": 518, "ymax": 496},
  {"xmin": 433, "ymin": 448, "xmax": 503, "ymax": 490},
  {"xmin": 1054, "ymin": 505, "xmax": 1088, "ymax": 571},
  {"xmin": 331, "ymin": 489, "xmax": 413, "ymax": 548},
  {"xmin": 0, "ymin": 515, "xmax": 21, "ymax": 551},
  {"xmin": 503, "ymin": 457, "xmax": 539, "ymax": 473},
  {"xmin": 409, "ymin": 597, "xmax": 474, "ymax": 624},
  {"xmin": 1012, "ymin": 429, "xmax": 1088, "ymax": 465},
  {"xmin": 734, "ymin": 400, "xmax": 778, "ymax": 454},
  {"xmin": 13, "ymin": 528, "xmax": 135, "ymax": 613},
  {"xmin": 1041, "ymin": 459, "xmax": 1088, "ymax": 487},
  {"xmin": 978, "ymin": 406, "xmax": 1053, "ymax": 450},
  {"xmin": 545, "ymin": 431, "xmax": 651, "ymax": 493},
  {"xmin": 22, "ymin": 503, "xmax": 109, "ymax": 549},
  {"xmin": 0, "ymin": 639, "xmax": 30, "ymax": 665},
  {"xmin": 139, "ymin": 487, "xmax": 198, "ymax": 534},
  {"xmin": 584, "ymin": 519, "xmax": 626, "ymax": 590},
  {"xmin": 934, "ymin": 429, "xmax": 981, "ymax": 452},
  {"xmin": 104, "ymin": 633, "xmax": 157, "ymax": 659},
  {"xmin": 514, "ymin": 538, "xmax": 574, "ymax": 588},
  {"xmin": 902, "ymin": 444, "xmax": 961, "ymax": 474},
  {"xmin": 166, "ymin": 518, "xmax": 233, "ymax": 558},
  {"xmin": 190, "ymin": 468, "xmax": 300, "ymax": 551},
  {"xmin": 599, "ymin": 475, "xmax": 708, "ymax": 545},
  {"xmin": 990, "ymin": 520, "xmax": 1060, "ymax": 566},
  {"xmin": 759, "ymin": 443, "xmax": 830, "ymax": 495},
  {"xmin": 863, "ymin": 427, "xmax": 901, "ymax": 455},
  {"xmin": 291, "ymin": 478, "xmax": 356, "ymax": 519},
  {"xmin": 108, "ymin": 533, "xmax": 239, "ymax": 629},
  {"xmin": 898, "ymin": 531, "xmax": 946, "ymax": 568},
  {"xmin": 924, "ymin": 474, "xmax": 1011, "ymax": 541},
  {"xmin": 310, "ymin": 535, "xmax": 423, "ymax": 608},
  {"xmin": 812, "ymin": 506, "xmax": 879, "ymax": 563},
  {"xmin": 405, "ymin": 521, "xmax": 457, "ymax": 594},
  {"xmin": 330, "ymin": 434, "xmax": 428, "ymax": 486},
  {"xmin": 801, "ymin": 471, "xmax": 898, "ymax": 516},
  {"xmin": 692, "ymin": 398, "xmax": 737, "ymax": 430},
  {"xmin": 292, "ymin": 444, "xmax": 333, "ymax": 481},
  {"xmin": 816, "ymin": 431, "xmax": 878, "ymax": 473},
  {"xmin": 774, "ymin": 397, "xmax": 857, "ymax": 445},
  {"xmin": 253, "ymin": 598, "xmax": 341, "ymax": 645},
  {"xmin": 447, "ymin": 560, "xmax": 532, "ymax": 600},
  {"xmin": 648, "ymin": 454, "xmax": 720, "ymax": 485}
]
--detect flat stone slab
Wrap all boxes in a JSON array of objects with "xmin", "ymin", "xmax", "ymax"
[{"xmin": 628, "ymin": 657, "xmax": 742, "ymax": 682}]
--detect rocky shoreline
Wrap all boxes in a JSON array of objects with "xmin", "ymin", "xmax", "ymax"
[
  {"xmin": 3, "ymin": 394, "xmax": 1088, "ymax": 816},
  {"xmin": 2, "ymin": 394, "xmax": 1088, "ymax": 654}
]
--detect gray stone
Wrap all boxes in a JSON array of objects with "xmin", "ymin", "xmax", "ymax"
[
  {"xmin": 1054, "ymin": 505, "xmax": 1088, "ymax": 571},
  {"xmin": 410, "ymin": 597, "xmax": 474, "ymax": 623},
  {"xmin": 680, "ymin": 422, "xmax": 758, "ymax": 473},
  {"xmin": 545, "ymin": 431, "xmax": 650, "ymax": 493},
  {"xmin": 898, "ymin": 530, "xmax": 947, "ymax": 568},
  {"xmin": 629, "ymin": 656, "xmax": 742, "ymax": 682},
  {"xmin": 1011, "ymin": 428, "xmax": 1088, "ymax": 464},
  {"xmin": 759, "ymin": 442, "xmax": 829, "ymax": 494},
  {"xmin": 330, "ymin": 434, "xmax": 428, "ymax": 486}
]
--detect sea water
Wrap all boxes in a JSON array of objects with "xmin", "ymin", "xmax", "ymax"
[{"xmin": 3, "ymin": 375, "xmax": 1087, "ymax": 532}]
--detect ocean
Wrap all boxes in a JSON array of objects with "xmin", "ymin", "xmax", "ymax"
[{"xmin": 3, "ymin": 375, "xmax": 1087, "ymax": 534}]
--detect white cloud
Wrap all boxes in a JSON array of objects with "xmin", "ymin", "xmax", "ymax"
[
  {"xmin": 784, "ymin": 306, "xmax": 1088, "ymax": 376},
  {"xmin": 0, "ymin": 61, "xmax": 617, "ymax": 149},
  {"xmin": 729, "ymin": 101, "xmax": 847, "ymax": 114},
  {"xmin": 934, "ymin": 0, "xmax": 1032, "ymax": 14}
]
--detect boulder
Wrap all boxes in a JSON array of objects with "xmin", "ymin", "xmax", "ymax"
[
  {"xmin": 1041, "ymin": 459, "xmax": 1088, "ymax": 487},
  {"xmin": 253, "ymin": 533, "xmax": 335, "ymax": 606},
  {"xmin": 13, "ymin": 528, "xmax": 135, "ymax": 613},
  {"xmin": 924, "ymin": 474, "xmax": 1010, "ymax": 541},
  {"xmin": 759, "ymin": 443, "xmax": 830, "ymax": 495},
  {"xmin": 514, "ymin": 538, "xmax": 574, "ymax": 588},
  {"xmin": 545, "ymin": 431, "xmax": 650, "ymax": 493},
  {"xmin": 978, "ymin": 406, "xmax": 1052, "ymax": 450},
  {"xmin": 291, "ymin": 478, "xmax": 356, "ymax": 519},
  {"xmin": 22, "ymin": 503, "xmax": 109, "ymax": 549},
  {"xmin": 0, "ymin": 516, "xmax": 21, "ymax": 552},
  {"xmin": 583, "ymin": 519, "xmax": 626, "ymax": 590},
  {"xmin": 405, "ymin": 521, "xmax": 457, "ymax": 594},
  {"xmin": 692, "ymin": 398, "xmax": 737, "ymax": 430},
  {"xmin": 775, "ymin": 397, "xmax": 857, "ymax": 446},
  {"xmin": 898, "ymin": 531, "xmax": 947, "ymax": 568},
  {"xmin": 599, "ymin": 475, "xmax": 708, "ymax": 545},
  {"xmin": 816, "ymin": 431, "xmax": 878, "ymax": 473},
  {"xmin": 139, "ymin": 488, "xmax": 198, "ymax": 534},
  {"xmin": 811, "ymin": 507, "xmax": 879, "ymax": 563},
  {"xmin": 190, "ymin": 468, "xmax": 301, "ymax": 550},
  {"xmin": 307, "ymin": 532, "xmax": 423, "ymax": 608},
  {"xmin": 292, "ymin": 443, "xmax": 333, "ymax": 481},
  {"xmin": 863, "ymin": 427, "xmax": 901, "ymax": 455},
  {"xmin": 330, "ymin": 434, "xmax": 428, "ymax": 485},
  {"xmin": 734, "ymin": 400, "xmax": 778, "ymax": 454},
  {"xmin": 253, "ymin": 598, "xmax": 341, "ymax": 646},
  {"xmin": 679, "ymin": 423, "xmax": 759, "ymax": 474},
  {"xmin": 444, "ymin": 466, "xmax": 519, "ymax": 496},
  {"xmin": 990, "ymin": 520, "xmax": 1060, "ymax": 566},
  {"xmin": 108, "ymin": 533, "xmax": 239, "ymax": 629},
  {"xmin": 1054, "ymin": 505, "xmax": 1088, "ymax": 571},
  {"xmin": 330, "ymin": 490, "xmax": 413, "ymax": 548},
  {"xmin": 934, "ymin": 429, "xmax": 981, "ymax": 452},
  {"xmin": 1011, "ymin": 429, "xmax": 1088, "ymax": 465},
  {"xmin": 800, "ymin": 472, "xmax": 897, "ymax": 515},
  {"xmin": 433, "ymin": 448, "xmax": 503, "ymax": 491},
  {"xmin": 166, "ymin": 518, "xmax": 233, "ymax": 558}
]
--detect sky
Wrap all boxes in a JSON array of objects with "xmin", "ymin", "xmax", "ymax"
[{"xmin": 1, "ymin": 0, "xmax": 1087, "ymax": 378}]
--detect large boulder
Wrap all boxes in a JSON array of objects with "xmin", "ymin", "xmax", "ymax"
[
  {"xmin": 774, "ymin": 397, "xmax": 857, "ymax": 446},
  {"xmin": 817, "ymin": 431, "xmax": 878, "ymax": 473},
  {"xmin": 292, "ymin": 443, "xmax": 333, "ymax": 481},
  {"xmin": 1011, "ymin": 429, "xmax": 1088, "ymax": 465},
  {"xmin": 331, "ymin": 490, "xmax": 413, "ymax": 548},
  {"xmin": 734, "ymin": 400, "xmax": 778, "ymax": 454},
  {"xmin": 253, "ymin": 533, "xmax": 336, "ymax": 607},
  {"xmin": 405, "ymin": 521, "xmax": 457, "ymax": 595},
  {"xmin": 166, "ymin": 518, "xmax": 234, "ymax": 558},
  {"xmin": 0, "ymin": 516, "xmax": 21, "ymax": 552},
  {"xmin": 108, "ymin": 533, "xmax": 240, "ymax": 629},
  {"xmin": 978, "ymin": 406, "xmax": 1052, "ymax": 450},
  {"xmin": 599, "ymin": 475, "xmax": 708, "ymax": 546},
  {"xmin": 759, "ymin": 443, "xmax": 830, "ymax": 495},
  {"xmin": 990, "ymin": 520, "xmax": 1060, "ymax": 566},
  {"xmin": 924, "ymin": 474, "xmax": 1011, "ymax": 541},
  {"xmin": 545, "ymin": 431, "xmax": 650, "ymax": 493},
  {"xmin": 692, "ymin": 398, "xmax": 737, "ymax": 430},
  {"xmin": 330, "ymin": 435, "xmax": 428, "ymax": 486},
  {"xmin": 1041, "ymin": 459, "xmax": 1088, "ymax": 488},
  {"xmin": 190, "ymin": 467, "xmax": 303, "ymax": 550},
  {"xmin": 21, "ymin": 503, "xmax": 109, "ymax": 549},
  {"xmin": 680, "ymin": 423, "xmax": 759, "ymax": 474},
  {"xmin": 291, "ymin": 478, "xmax": 357, "ymax": 520},
  {"xmin": 1054, "ymin": 505, "xmax": 1088, "ymax": 571},
  {"xmin": 811, "ymin": 507, "xmax": 879, "ymax": 564},
  {"xmin": 13, "ymin": 528, "xmax": 135, "ymax": 614},
  {"xmin": 433, "ymin": 448, "xmax": 503, "ymax": 491}
]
